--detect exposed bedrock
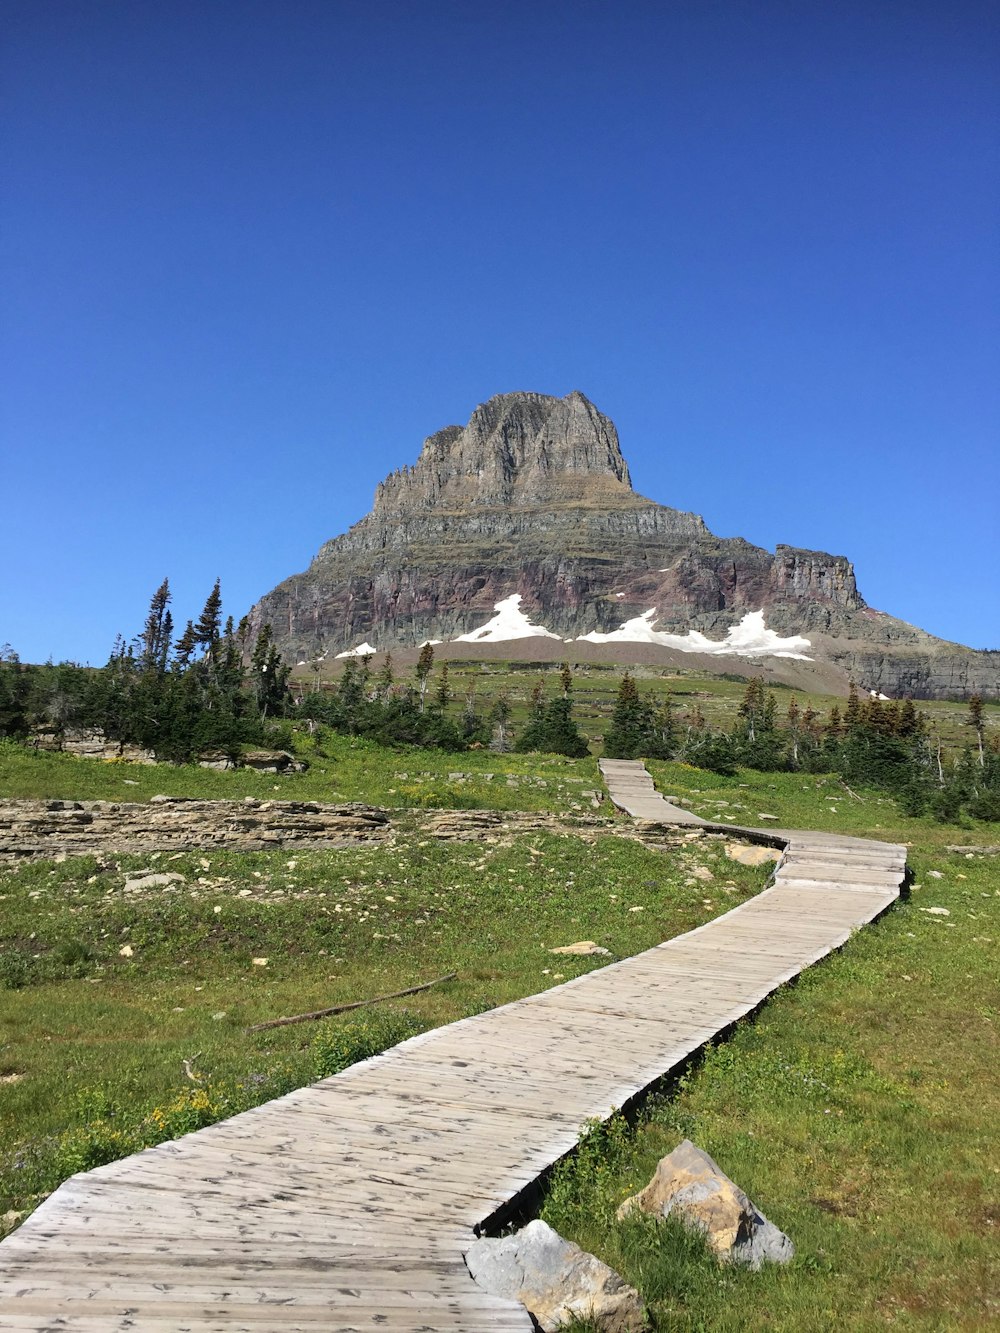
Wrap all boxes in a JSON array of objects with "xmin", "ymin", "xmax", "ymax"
[{"xmin": 248, "ymin": 391, "xmax": 996, "ymax": 699}]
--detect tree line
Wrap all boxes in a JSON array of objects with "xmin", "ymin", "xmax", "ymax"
[
  {"xmin": 0, "ymin": 580, "xmax": 292, "ymax": 762},
  {"xmin": 603, "ymin": 672, "xmax": 999, "ymax": 822}
]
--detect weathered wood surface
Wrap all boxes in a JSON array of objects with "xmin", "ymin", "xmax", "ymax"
[{"xmin": 0, "ymin": 761, "xmax": 906, "ymax": 1330}]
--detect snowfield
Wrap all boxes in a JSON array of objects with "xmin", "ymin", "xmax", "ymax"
[
  {"xmin": 577, "ymin": 608, "xmax": 812, "ymax": 660},
  {"xmin": 329, "ymin": 601, "xmax": 813, "ymax": 661},
  {"xmin": 454, "ymin": 593, "xmax": 563, "ymax": 643}
]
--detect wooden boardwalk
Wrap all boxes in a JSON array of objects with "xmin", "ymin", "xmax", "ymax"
[{"xmin": 0, "ymin": 762, "xmax": 906, "ymax": 1331}]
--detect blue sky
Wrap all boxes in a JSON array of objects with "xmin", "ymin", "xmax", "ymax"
[{"xmin": 2, "ymin": 0, "xmax": 998, "ymax": 664}]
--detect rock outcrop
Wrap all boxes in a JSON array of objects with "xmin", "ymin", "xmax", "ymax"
[
  {"xmin": 0, "ymin": 798, "xmax": 390, "ymax": 861},
  {"xmin": 248, "ymin": 391, "xmax": 996, "ymax": 699}
]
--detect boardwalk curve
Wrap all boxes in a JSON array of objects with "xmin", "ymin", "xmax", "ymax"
[{"xmin": 0, "ymin": 763, "xmax": 906, "ymax": 1331}]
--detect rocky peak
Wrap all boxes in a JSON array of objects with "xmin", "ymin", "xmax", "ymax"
[{"xmin": 373, "ymin": 390, "xmax": 634, "ymax": 516}]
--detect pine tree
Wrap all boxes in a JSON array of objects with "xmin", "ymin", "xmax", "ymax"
[
  {"xmin": 968, "ymin": 695, "xmax": 985, "ymax": 767},
  {"xmin": 528, "ymin": 678, "xmax": 545, "ymax": 721},
  {"xmin": 559, "ymin": 662, "xmax": 573, "ymax": 697},
  {"xmin": 173, "ymin": 620, "xmax": 198, "ymax": 670},
  {"xmin": 786, "ymin": 695, "xmax": 802, "ymax": 768},
  {"xmin": 737, "ymin": 677, "xmax": 766, "ymax": 742},
  {"xmin": 462, "ymin": 684, "xmax": 483, "ymax": 741},
  {"xmin": 139, "ymin": 579, "xmax": 173, "ymax": 675},
  {"xmin": 603, "ymin": 672, "xmax": 653, "ymax": 759},
  {"xmin": 489, "ymin": 693, "xmax": 513, "ymax": 753},
  {"xmin": 898, "ymin": 697, "xmax": 923, "ymax": 738},
  {"xmin": 415, "ymin": 643, "xmax": 435, "ymax": 712},
  {"xmin": 648, "ymin": 693, "xmax": 676, "ymax": 760},
  {"xmin": 434, "ymin": 663, "xmax": 451, "ymax": 710},
  {"xmin": 194, "ymin": 580, "xmax": 223, "ymax": 663},
  {"xmin": 826, "ymin": 704, "xmax": 843, "ymax": 741},
  {"xmin": 844, "ymin": 681, "xmax": 862, "ymax": 732},
  {"xmin": 375, "ymin": 653, "xmax": 394, "ymax": 701}
]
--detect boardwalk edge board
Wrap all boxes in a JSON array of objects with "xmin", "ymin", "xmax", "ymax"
[{"xmin": 0, "ymin": 760, "xmax": 906, "ymax": 1331}]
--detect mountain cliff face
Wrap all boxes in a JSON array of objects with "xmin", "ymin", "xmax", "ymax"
[{"xmin": 248, "ymin": 391, "xmax": 997, "ymax": 699}]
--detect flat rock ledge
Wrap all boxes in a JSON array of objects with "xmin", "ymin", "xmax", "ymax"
[
  {"xmin": 466, "ymin": 1219, "xmax": 647, "ymax": 1332},
  {"xmin": 0, "ymin": 798, "xmax": 390, "ymax": 861},
  {"xmin": 618, "ymin": 1139, "xmax": 794, "ymax": 1269}
]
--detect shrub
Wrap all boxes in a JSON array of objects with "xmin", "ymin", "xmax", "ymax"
[{"xmin": 311, "ymin": 1007, "xmax": 426, "ymax": 1079}]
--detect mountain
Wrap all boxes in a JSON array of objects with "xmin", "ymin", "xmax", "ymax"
[{"xmin": 248, "ymin": 391, "xmax": 997, "ymax": 699}]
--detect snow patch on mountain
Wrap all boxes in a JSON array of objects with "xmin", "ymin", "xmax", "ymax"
[
  {"xmin": 577, "ymin": 609, "xmax": 813, "ymax": 660},
  {"xmin": 454, "ymin": 594, "xmax": 563, "ymax": 643},
  {"xmin": 335, "ymin": 641, "xmax": 379, "ymax": 658}
]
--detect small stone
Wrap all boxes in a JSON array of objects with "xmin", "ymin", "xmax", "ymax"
[
  {"xmin": 252, "ymin": 957, "xmax": 269, "ymax": 966},
  {"xmin": 920, "ymin": 906, "xmax": 950, "ymax": 916},
  {"xmin": 756, "ymin": 813, "xmax": 780, "ymax": 821},
  {"xmin": 118, "ymin": 944, "xmax": 134, "ymax": 957},
  {"xmin": 465, "ymin": 1219, "xmax": 647, "ymax": 1332},
  {"xmin": 927, "ymin": 870, "xmax": 944, "ymax": 879},
  {"xmin": 691, "ymin": 865, "xmax": 714, "ymax": 881},
  {"xmin": 550, "ymin": 941, "xmax": 611, "ymax": 957}
]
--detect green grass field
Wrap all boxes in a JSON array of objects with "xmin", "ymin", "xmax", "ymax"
[{"xmin": 1, "ymin": 668, "xmax": 998, "ymax": 1328}]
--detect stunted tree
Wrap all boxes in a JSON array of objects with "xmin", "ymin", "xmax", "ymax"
[
  {"xmin": 434, "ymin": 663, "xmax": 451, "ymax": 710},
  {"xmin": 489, "ymin": 693, "xmax": 512, "ymax": 753},
  {"xmin": 968, "ymin": 695, "xmax": 986, "ymax": 768},
  {"xmin": 844, "ymin": 681, "xmax": 862, "ymax": 733},
  {"xmin": 375, "ymin": 653, "xmax": 395, "ymax": 701},
  {"xmin": 786, "ymin": 695, "xmax": 802, "ymax": 768},
  {"xmin": 415, "ymin": 642, "xmax": 435, "ymax": 712}
]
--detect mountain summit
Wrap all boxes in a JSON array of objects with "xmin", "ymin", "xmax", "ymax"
[{"xmin": 249, "ymin": 392, "xmax": 996, "ymax": 698}]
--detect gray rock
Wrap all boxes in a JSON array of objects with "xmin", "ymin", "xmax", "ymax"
[
  {"xmin": 617, "ymin": 1139, "xmax": 793, "ymax": 1270},
  {"xmin": 123, "ymin": 872, "xmax": 186, "ymax": 893},
  {"xmin": 466, "ymin": 1219, "xmax": 646, "ymax": 1332}
]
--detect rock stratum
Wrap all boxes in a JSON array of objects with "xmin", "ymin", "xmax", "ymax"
[{"xmin": 249, "ymin": 391, "xmax": 997, "ymax": 699}]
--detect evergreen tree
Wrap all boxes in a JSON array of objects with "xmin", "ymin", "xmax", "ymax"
[
  {"xmin": 844, "ymin": 681, "xmax": 862, "ymax": 732},
  {"xmin": 0, "ymin": 647, "xmax": 31, "ymax": 738},
  {"xmin": 194, "ymin": 579, "xmax": 223, "ymax": 663},
  {"xmin": 375, "ymin": 653, "xmax": 394, "ymax": 701},
  {"xmin": 734, "ymin": 676, "xmax": 781, "ymax": 768},
  {"xmin": 603, "ymin": 673, "xmax": 651, "ymax": 759},
  {"xmin": 461, "ymin": 684, "xmax": 485, "ymax": 742},
  {"xmin": 786, "ymin": 695, "xmax": 802, "ymax": 768},
  {"xmin": 415, "ymin": 643, "xmax": 434, "ymax": 712},
  {"xmin": 251, "ymin": 623, "xmax": 291, "ymax": 719},
  {"xmin": 138, "ymin": 579, "xmax": 173, "ymax": 675},
  {"xmin": 489, "ymin": 693, "xmax": 513, "ymax": 752},
  {"xmin": 173, "ymin": 620, "xmax": 198, "ymax": 670},
  {"xmin": 516, "ymin": 691, "xmax": 590, "ymax": 757},
  {"xmin": 434, "ymin": 663, "xmax": 451, "ymax": 710},
  {"xmin": 648, "ymin": 692, "xmax": 677, "ymax": 760},
  {"xmin": 968, "ymin": 695, "xmax": 985, "ymax": 767}
]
